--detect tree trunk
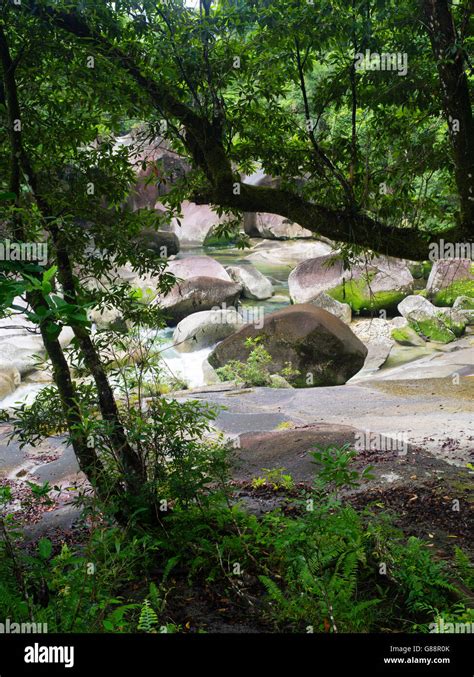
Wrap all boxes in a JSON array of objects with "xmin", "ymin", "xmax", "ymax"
[
  {"xmin": 17, "ymin": 154, "xmax": 146, "ymax": 496},
  {"xmin": 0, "ymin": 23, "xmax": 146, "ymax": 496},
  {"xmin": 422, "ymin": 0, "xmax": 474, "ymax": 236},
  {"xmin": 0, "ymin": 26, "xmax": 127, "ymax": 517}
]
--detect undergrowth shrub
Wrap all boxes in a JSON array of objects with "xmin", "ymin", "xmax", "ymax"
[
  {"xmin": 1, "ymin": 436, "xmax": 472, "ymax": 634},
  {"xmin": 216, "ymin": 336, "xmax": 299, "ymax": 387}
]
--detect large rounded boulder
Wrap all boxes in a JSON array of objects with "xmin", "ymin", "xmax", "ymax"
[
  {"xmin": 121, "ymin": 133, "xmax": 189, "ymax": 211},
  {"xmin": 208, "ymin": 304, "xmax": 368, "ymax": 386},
  {"xmin": 169, "ymin": 201, "xmax": 235, "ymax": 245},
  {"xmin": 225, "ymin": 263, "xmax": 273, "ymax": 300},
  {"xmin": 397, "ymin": 294, "xmax": 466, "ymax": 343},
  {"xmin": 289, "ymin": 254, "xmax": 414, "ymax": 312},
  {"xmin": 426, "ymin": 259, "xmax": 474, "ymax": 305},
  {"xmin": 0, "ymin": 312, "xmax": 73, "ymax": 376},
  {"xmin": 157, "ymin": 277, "xmax": 242, "ymax": 324},
  {"xmin": 173, "ymin": 308, "xmax": 243, "ymax": 351},
  {"xmin": 133, "ymin": 229, "xmax": 180, "ymax": 257},
  {"xmin": 165, "ymin": 255, "xmax": 231, "ymax": 282}
]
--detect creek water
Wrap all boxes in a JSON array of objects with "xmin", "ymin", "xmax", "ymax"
[
  {"xmin": 0, "ymin": 243, "xmax": 292, "ymax": 409},
  {"xmin": 133, "ymin": 243, "xmax": 293, "ymax": 389},
  {"xmin": 0, "ymin": 243, "xmax": 442, "ymax": 409}
]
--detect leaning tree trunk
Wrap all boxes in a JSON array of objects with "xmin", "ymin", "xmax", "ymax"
[
  {"xmin": 0, "ymin": 21, "xmax": 146, "ymax": 499},
  {"xmin": 422, "ymin": 0, "xmax": 474, "ymax": 237},
  {"xmin": 0, "ymin": 26, "xmax": 111, "ymax": 501},
  {"xmin": 18, "ymin": 150, "xmax": 146, "ymax": 498},
  {"xmin": 0, "ymin": 26, "xmax": 139, "ymax": 522}
]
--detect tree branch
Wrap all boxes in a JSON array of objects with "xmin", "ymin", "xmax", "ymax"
[
  {"xmin": 23, "ymin": 1, "xmax": 468, "ymax": 260},
  {"xmin": 294, "ymin": 36, "xmax": 354, "ymax": 205}
]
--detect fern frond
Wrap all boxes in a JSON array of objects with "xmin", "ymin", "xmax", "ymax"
[{"xmin": 137, "ymin": 599, "xmax": 158, "ymax": 633}]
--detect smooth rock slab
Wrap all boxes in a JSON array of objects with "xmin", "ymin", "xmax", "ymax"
[
  {"xmin": 32, "ymin": 446, "xmax": 81, "ymax": 485},
  {"xmin": 235, "ymin": 424, "xmax": 361, "ymax": 482},
  {"xmin": 181, "ymin": 358, "xmax": 473, "ymax": 465}
]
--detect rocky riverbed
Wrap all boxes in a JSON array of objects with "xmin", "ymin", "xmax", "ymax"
[
  {"xmin": 1, "ymin": 228, "xmax": 473, "ymax": 544},
  {"xmin": 1, "ymin": 348, "xmax": 473, "ymax": 548}
]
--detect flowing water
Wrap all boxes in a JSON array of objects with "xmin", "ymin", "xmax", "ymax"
[
  {"xmin": 0, "ymin": 243, "xmax": 443, "ymax": 407},
  {"xmin": 0, "ymin": 244, "xmax": 292, "ymax": 409},
  {"xmin": 135, "ymin": 244, "xmax": 293, "ymax": 390}
]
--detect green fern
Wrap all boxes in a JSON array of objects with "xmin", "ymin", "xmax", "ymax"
[
  {"xmin": 454, "ymin": 547, "xmax": 474, "ymax": 588},
  {"xmin": 259, "ymin": 575, "xmax": 287, "ymax": 607},
  {"xmin": 137, "ymin": 599, "xmax": 158, "ymax": 633}
]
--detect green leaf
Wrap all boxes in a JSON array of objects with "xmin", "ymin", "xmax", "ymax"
[
  {"xmin": 38, "ymin": 537, "xmax": 53, "ymax": 560},
  {"xmin": 46, "ymin": 324, "xmax": 62, "ymax": 338},
  {"xmin": 0, "ymin": 192, "xmax": 16, "ymax": 201},
  {"xmin": 43, "ymin": 266, "xmax": 57, "ymax": 284}
]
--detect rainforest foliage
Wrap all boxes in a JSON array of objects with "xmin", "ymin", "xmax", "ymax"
[{"xmin": 0, "ymin": 0, "xmax": 472, "ymax": 634}]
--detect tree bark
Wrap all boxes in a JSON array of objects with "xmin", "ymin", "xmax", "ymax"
[
  {"xmin": 422, "ymin": 0, "xmax": 474, "ymax": 237},
  {"xmin": 0, "ymin": 25, "xmax": 128, "ymax": 512}
]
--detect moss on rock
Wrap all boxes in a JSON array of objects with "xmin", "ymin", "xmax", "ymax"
[
  {"xmin": 408, "ymin": 318, "xmax": 456, "ymax": 344},
  {"xmin": 437, "ymin": 312, "xmax": 466, "ymax": 337},
  {"xmin": 433, "ymin": 278, "xmax": 474, "ymax": 306},
  {"xmin": 391, "ymin": 326, "xmax": 426, "ymax": 346},
  {"xmin": 454, "ymin": 296, "xmax": 474, "ymax": 311},
  {"xmin": 328, "ymin": 279, "xmax": 406, "ymax": 313}
]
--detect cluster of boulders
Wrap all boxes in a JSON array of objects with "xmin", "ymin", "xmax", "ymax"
[
  {"xmin": 2, "ymin": 139, "xmax": 473, "ymax": 402},
  {"xmin": 199, "ymin": 257, "xmax": 471, "ymax": 387},
  {"xmin": 3, "ymin": 254, "xmax": 471, "ymax": 401},
  {"xmin": 154, "ymin": 256, "xmax": 274, "ymax": 324},
  {"xmin": 393, "ymin": 294, "xmax": 472, "ymax": 345}
]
